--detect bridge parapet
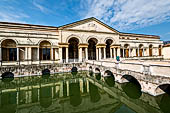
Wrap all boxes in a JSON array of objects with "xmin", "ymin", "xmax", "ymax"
[{"xmin": 86, "ymin": 60, "xmax": 170, "ymax": 96}]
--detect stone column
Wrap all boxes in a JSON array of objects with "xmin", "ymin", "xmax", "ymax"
[
  {"xmin": 117, "ymin": 48, "xmax": 120, "ymax": 57},
  {"xmin": 110, "ymin": 48, "xmax": 112, "ymax": 58},
  {"xmin": 79, "ymin": 47, "xmax": 82, "ymax": 62},
  {"xmin": 96, "ymin": 48, "xmax": 98, "ymax": 60},
  {"xmin": 17, "ymin": 48, "xmax": 19, "ymax": 61},
  {"xmin": 51, "ymin": 48, "xmax": 53, "ymax": 60},
  {"xmin": 85, "ymin": 48, "xmax": 88, "ymax": 60},
  {"xmin": 37, "ymin": 47, "xmax": 39, "ymax": 60},
  {"xmin": 59, "ymin": 47, "xmax": 62, "ymax": 63},
  {"xmin": 99, "ymin": 48, "xmax": 102, "ymax": 60},
  {"xmin": 114, "ymin": 48, "xmax": 116, "ymax": 59},
  {"xmin": 129, "ymin": 48, "xmax": 131, "ymax": 57},
  {"xmin": 143, "ymin": 48, "xmax": 145, "ymax": 56},
  {"xmin": 66, "ymin": 47, "xmax": 68, "ymax": 63},
  {"xmin": 123, "ymin": 48, "xmax": 125, "ymax": 58},
  {"xmin": 138, "ymin": 48, "xmax": 140, "ymax": 57},
  {"xmin": 25, "ymin": 47, "xmax": 28, "ymax": 60},
  {"xmin": 28, "ymin": 47, "xmax": 31, "ymax": 61},
  {"xmin": 104, "ymin": 47, "xmax": 106, "ymax": 59}
]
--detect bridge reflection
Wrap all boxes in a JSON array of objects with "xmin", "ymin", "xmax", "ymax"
[{"xmin": 0, "ymin": 73, "xmax": 169, "ymax": 113}]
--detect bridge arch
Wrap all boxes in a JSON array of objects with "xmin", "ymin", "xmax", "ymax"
[
  {"xmin": 104, "ymin": 70, "xmax": 115, "ymax": 87},
  {"xmin": 121, "ymin": 74, "xmax": 142, "ymax": 99},
  {"xmin": 155, "ymin": 84, "xmax": 170, "ymax": 95}
]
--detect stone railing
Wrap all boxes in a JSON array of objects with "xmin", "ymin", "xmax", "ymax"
[{"xmin": 86, "ymin": 60, "xmax": 170, "ymax": 77}]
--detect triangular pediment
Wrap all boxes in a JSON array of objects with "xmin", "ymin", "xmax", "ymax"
[{"xmin": 59, "ymin": 17, "xmax": 119, "ymax": 34}]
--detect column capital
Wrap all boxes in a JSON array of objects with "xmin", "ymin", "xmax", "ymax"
[
  {"xmin": 78, "ymin": 43, "xmax": 88, "ymax": 48},
  {"xmin": 58, "ymin": 43, "xmax": 69, "ymax": 48},
  {"xmin": 96, "ymin": 44, "xmax": 106, "ymax": 48}
]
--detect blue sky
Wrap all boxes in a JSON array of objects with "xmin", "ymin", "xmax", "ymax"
[{"xmin": 0, "ymin": 0, "xmax": 170, "ymax": 41}]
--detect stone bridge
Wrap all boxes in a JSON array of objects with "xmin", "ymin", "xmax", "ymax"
[{"xmin": 86, "ymin": 60, "xmax": 170, "ymax": 96}]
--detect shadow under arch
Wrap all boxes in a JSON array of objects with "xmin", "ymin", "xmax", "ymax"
[
  {"xmin": 89, "ymin": 82, "xmax": 101, "ymax": 103},
  {"xmin": 121, "ymin": 74, "xmax": 142, "ymax": 99},
  {"xmin": 40, "ymin": 86, "xmax": 52, "ymax": 108},
  {"xmin": 156, "ymin": 93, "xmax": 170, "ymax": 113},
  {"xmin": 104, "ymin": 70, "xmax": 115, "ymax": 87},
  {"xmin": 0, "ymin": 91, "xmax": 17, "ymax": 113},
  {"xmin": 71, "ymin": 67, "xmax": 78, "ymax": 76},
  {"xmin": 95, "ymin": 68, "xmax": 101, "ymax": 80},
  {"xmin": 69, "ymin": 82, "xmax": 82, "ymax": 107}
]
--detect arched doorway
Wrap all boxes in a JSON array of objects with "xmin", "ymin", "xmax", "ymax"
[
  {"xmin": 68, "ymin": 38, "xmax": 79, "ymax": 61},
  {"xmin": 106, "ymin": 39, "xmax": 113, "ymax": 58},
  {"xmin": 149, "ymin": 45, "xmax": 153, "ymax": 56},
  {"xmin": 88, "ymin": 38, "xmax": 97, "ymax": 60},
  {"xmin": 39, "ymin": 41, "xmax": 51, "ymax": 60},
  {"xmin": 1, "ymin": 39, "xmax": 17, "ymax": 61},
  {"xmin": 124, "ymin": 44, "xmax": 130, "ymax": 58},
  {"xmin": 139, "ymin": 44, "xmax": 144, "ymax": 57},
  {"xmin": 159, "ymin": 45, "xmax": 162, "ymax": 56}
]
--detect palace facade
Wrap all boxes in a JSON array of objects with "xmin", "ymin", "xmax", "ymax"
[{"xmin": 0, "ymin": 17, "xmax": 164, "ymax": 65}]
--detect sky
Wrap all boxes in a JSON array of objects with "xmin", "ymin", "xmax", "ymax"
[{"xmin": 0, "ymin": 0, "xmax": 170, "ymax": 41}]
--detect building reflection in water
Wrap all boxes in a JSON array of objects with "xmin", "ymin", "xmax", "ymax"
[{"xmin": 0, "ymin": 73, "xmax": 170, "ymax": 113}]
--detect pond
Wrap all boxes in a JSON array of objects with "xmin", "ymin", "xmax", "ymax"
[{"xmin": 0, "ymin": 72, "xmax": 170, "ymax": 113}]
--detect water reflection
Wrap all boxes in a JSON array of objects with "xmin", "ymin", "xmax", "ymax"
[
  {"xmin": 40, "ymin": 86, "xmax": 52, "ymax": 108},
  {"xmin": 121, "ymin": 82, "xmax": 142, "ymax": 99},
  {"xmin": 69, "ymin": 82, "xmax": 82, "ymax": 106},
  {"xmin": 104, "ymin": 76, "xmax": 115, "ymax": 87},
  {"xmin": 0, "ymin": 91, "xmax": 17, "ymax": 113},
  {"xmin": 0, "ymin": 72, "xmax": 168, "ymax": 113},
  {"xmin": 89, "ymin": 82, "xmax": 101, "ymax": 103},
  {"xmin": 157, "ymin": 93, "xmax": 170, "ymax": 113}
]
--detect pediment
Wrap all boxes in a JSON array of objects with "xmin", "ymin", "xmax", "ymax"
[{"xmin": 59, "ymin": 17, "xmax": 119, "ymax": 34}]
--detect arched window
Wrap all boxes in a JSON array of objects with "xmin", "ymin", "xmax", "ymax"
[
  {"xmin": 1, "ymin": 39, "xmax": 17, "ymax": 61},
  {"xmin": 139, "ymin": 44, "xmax": 144, "ymax": 57},
  {"xmin": 88, "ymin": 38, "xmax": 98, "ymax": 60},
  {"xmin": 39, "ymin": 41, "xmax": 51, "ymax": 60},
  {"xmin": 68, "ymin": 38, "xmax": 79, "ymax": 60},
  {"xmin": 106, "ymin": 39, "xmax": 113, "ymax": 58},
  {"xmin": 124, "ymin": 44, "xmax": 130, "ymax": 58}
]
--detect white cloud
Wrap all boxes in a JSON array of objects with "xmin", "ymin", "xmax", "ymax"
[
  {"xmin": 82, "ymin": 0, "xmax": 170, "ymax": 31},
  {"xmin": 32, "ymin": 0, "xmax": 51, "ymax": 14}
]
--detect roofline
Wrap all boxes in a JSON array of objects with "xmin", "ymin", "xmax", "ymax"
[
  {"xmin": 0, "ymin": 21, "xmax": 58, "ymax": 29},
  {"xmin": 58, "ymin": 17, "xmax": 120, "ymax": 34},
  {"xmin": 119, "ymin": 32, "xmax": 160, "ymax": 39}
]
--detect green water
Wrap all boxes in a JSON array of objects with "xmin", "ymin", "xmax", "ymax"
[{"xmin": 0, "ymin": 72, "xmax": 169, "ymax": 113}]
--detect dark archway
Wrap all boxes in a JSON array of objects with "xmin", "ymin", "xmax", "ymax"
[
  {"xmin": 68, "ymin": 38, "xmax": 79, "ymax": 60},
  {"xmin": 88, "ymin": 38, "xmax": 97, "ymax": 60},
  {"xmin": 121, "ymin": 75, "xmax": 142, "ymax": 99},
  {"xmin": 39, "ymin": 41, "xmax": 51, "ymax": 60},
  {"xmin": 124, "ymin": 44, "xmax": 130, "ymax": 58},
  {"xmin": 104, "ymin": 70, "xmax": 115, "ymax": 87},
  {"xmin": 106, "ymin": 39, "xmax": 113, "ymax": 58},
  {"xmin": 139, "ymin": 44, "xmax": 144, "ymax": 57},
  {"xmin": 1, "ymin": 39, "xmax": 17, "ymax": 61},
  {"xmin": 158, "ymin": 84, "xmax": 170, "ymax": 95},
  {"xmin": 95, "ymin": 68, "xmax": 101, "ymax": 80}
]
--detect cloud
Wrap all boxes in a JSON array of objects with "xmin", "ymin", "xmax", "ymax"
[
  {"xmin": 0, "ymin": 2, "xmax": 29, "ymax": 23},
  {"xmin": 81, "ymin": 0, "xmax": 170, "ymax": 31},
  {"xmin": 32, "ymin": 0, "xmax": 51, "ymax": 14}
]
